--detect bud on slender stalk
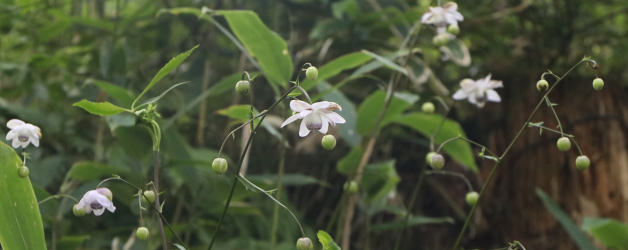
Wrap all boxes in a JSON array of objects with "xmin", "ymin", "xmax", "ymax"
[
  {"xmin": 235, "ymin": 80, "xmax": 250, "ymax": 95},
  {"xmin": 72, "ymin": 204, "xmax": 86, "ymax": 217},
  {"xmin": 429, "ymin": 153, "xmax": 445, "ymax": 170},
  {"xmin": 421, "ymin": 102, "xmax": 435, "ymax": 113},
  {"xmin": 136, "ymin": 227, "xmax": 149, "ymax": 240},
  {"xmin": 17, "ymin": 166, "xmax": 29, "ymax": 177},
  {"xmin": 212, "ymin": 157, "xmax": 228, "ymax": 174},
  {"xmin": 556, "ymin": 137, "xmax": 572, "ymax": 152},
  {"xmin": 321, "ymin": 135, "xmax": 337, "ymax": 150},
  {"xmin": 344, "ymin": 180, "xmax": 358, "ymax": 194},
  {"xmin": 143, "ymin": 190, "xmax": 156, "ymax": 204},
  {"xmin": 592, "ymin": 77, "xmax": 604, "ymax": 91},
  {"xmin": 575, "ymin": 155, "xmax": 590, "ymax": 170},
  {"xmin": 465, "ymin": 191, "xmax": 479, "ymax": 206},
  {"xmin": 296, "ymin": 237, "xmax": 313, "ymax": 250},
  {"xmin": 536, "ymin": 79, "xmax": 549, "ymax": 91},
  {"xmin": 306, "ymin": 66, "xmax": 318, "ymax": 81}
]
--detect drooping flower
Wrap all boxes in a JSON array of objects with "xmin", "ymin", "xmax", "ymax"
[
  {"xmin": 280, "ymin": 100, "xmax": 346, "ymax": 137},
  {"xmin": 76, "ymin": 187, "xmax": 116, "ymax": 216},
  {"xmin": 421, "ymin": 2, "xmax": 464, "ymax": 28},
  {"xmin": 452, "ymin": 74, "xmax": 503, "ymax": 108},
  {"xmin": 5, "ymin": 119, "xmax": 41, "ymax": 149}
]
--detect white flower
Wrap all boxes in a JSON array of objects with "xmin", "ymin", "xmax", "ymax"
[
  {"xmin": 421, "ymin": 2, "xmax": 464, "ymax": 27},
  {"xmin": 5, "ymin": 119, "xmax": 41, "ymax": 149},
  {"xmin": 453, "ymin": 74, "xmax": 503, "ymax": 108},
  {"xmin": 76, "ymin": 188, "xmax": 116, "ymax": 216},
  {"xmin": 280, "ymin": 100, "xmax": 346, "ymax": 137}
]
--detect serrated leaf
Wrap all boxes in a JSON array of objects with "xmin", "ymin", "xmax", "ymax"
[
  {"xmin": 0, "ymin": 142, "xmax": 47, "ymax": 250},
  {"xmin": 317, "ymin": 230, "xmax": 341, "ymax": 250},
  {"xmin": 133, "ymin": 45, "xmax": 198, "ymax": 108},
  {"xmin": 73, "ymin": 99, "xmax": 129, "ymax": 116}
]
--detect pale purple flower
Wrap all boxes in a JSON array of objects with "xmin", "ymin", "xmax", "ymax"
[
  {"xmin": 280, "ymin": 100, "xmax": 346, "ymax": 137},
  {"xmin": 453, "ymin": 74, "xmax": 503, "ymax": 108},
  {"xmin": 76, "ymin": 188, "xmax": 116, "ymax": 216},
  {"xmin": 421, "ymin": 2, "xmax": 464, "ymax": 28},
  {"xmin": 5, "ymin": 119, "xmax": 41, "ymax": 149}
]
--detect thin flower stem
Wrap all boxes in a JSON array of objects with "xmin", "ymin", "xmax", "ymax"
[
  {"xmin": 296, "ymin": 85, "xmax": 313, "ymax": 104},
  {"xmin": 208, "ymin": 85, "xmax": 297, "ymax": 250},
  {"xmin": 571, "ymin": 138, "xmax": 584, "ymax": 155},
  {"xmin": 38, "ymin": 194, "xmax": 79, "ymax": 205},
  {"xmin": 527, "ymin": 123, "xmax": 573, "ymax": 137},
  {"xmin": 151, "ymin": 151, "xmax": 168, "ymax": 250},
  {"xmin": 425, "ymin": 170, "xmax": 473, "ymax": 191},
  {"xmin": 435, "ymin": 136, "xmax": 498, "ymax": 159},
  {"xmin": 270, "ymin": 142, "xmax": 286, "ymax": 246},
  {"xmin": 217, "ymin": 110, "xmax": 269, "ymax": 156},
  {"xmin": 544, "ymin": 96, "xmax": 564, "ymax": 134},
  {"xmin": 452, "ymin": 58, "xmax": 596, "ymax": 249}
]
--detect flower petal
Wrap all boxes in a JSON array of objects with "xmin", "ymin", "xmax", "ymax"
[
  {"xmin": 7, "ymin": 119, "xmax": 25, "ymax": 129},
  {"xmin": 280, "ymin": 113, "xmax": 302, "ymax": 128},
  {"xmin": 290, "ymin": 100, "xmax": 311, "ymax": 112},
  {"xmin": 319, "ymin": 116, "xmax": 329, "ymax": 134},
  {"xmin": 93, "ymin": 208, "xmax": 105, "ymax": 216},
  {"xmin": 11, "ymin": 139, "xmax": 21, "ymax": 149},
  {"xmin": 6, "ymin": 130, "xmax": 16, "ymax": 141},
  {"xmin": 298, "ymin": 120, "xmax": 310, "ymax": 137},
  {"xmin": 311, "ymin": 101, "xmax": 331, "ymax": 110},
  {"xmin": 452, "ymin": 89, "xmax": 467, "ymax": 100},
  {"xmin": 30, "ymin": 137, "xmax": 39, "ymax": 147},
  {"xmin": 486, "ymin": 89, "xmax": 501, "ymax": 102},
  {"xmin": 323, "ymin": 112, "xmax": 346, "ymax": 124}
]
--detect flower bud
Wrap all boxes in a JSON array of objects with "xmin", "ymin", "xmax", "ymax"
[
  {"xmin": 592, "ymin": 77, "xmax": 604, "ymax": 91},
  {"xmin": 321, "ymin": 135, "xmax": 337, "ymax": 150},
  {"xmin": 575, "ymin": 155, "xmax": 590, "ymax": 170},
  {"xmin": 344, "ymin": 180, "xmax": 358, "ymax": 194},
  {"xmin": 429, "ymin": 153, "xmax": 445, "ymax": 170},
  {"xmin": 296, "ymin": 237, "xmax": 314, "ymax": 250},
  {"xmin": 447, "ymin": 24, "xmax": 460, "ymax": 35},
  {"xmin": 425, "ymin": 152, "xmax": 437, "ymax": 165},
  {"xmin": 465, "ymin": 191, "xmax": 479, "ymax": 206},
  {"xmin": 432, "ymin": 34, "xmax": 449, "ymax": 47},
  {"xmin": 306, "ymin": 66, "xmax": 318, "ymax": 81},
  {"xmin": 212, "ymin": 157, "xmax": 228, "ymax": 175},
  {"xmin": 536, "ymin": 79, "xmax": 549, "ymax": 92},
  {"xmin": 556, "ymin": 137, "xmax": 572, "ymax": 152},
  {"xmin": 421, "ymin": 102, "xmax": 435, "ymax": 113},
  {"xmin": 17, "ymin": 166, "xmax": 29, "ymax": 178},
  {"xmin": 136, "ymin": 227, "xmax": 149, "ymax": 240},
  {"xmin": 72, "ymin": 204, "xmax": 86, "ymax": 217},
  {"xmin": 143, "ymin": 190, "xmax": 156, "ymax": 204},
  {"xmin": 235, "ymin": 80, "xmax": 250, "ymax": 95}
]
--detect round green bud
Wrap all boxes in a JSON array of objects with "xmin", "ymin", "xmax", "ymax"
[
  {"xmin": 235, "ymin": 80, "xmax": 250, "ymax": 95},
  {"xmin": 575, "ymin": 155, "xmax": 590, "ymax": 170},
  {"xmin": 306, "ymin": 66, "xmax": 318, "ymax": 81},
  {"xmin": 556, "ymin": 137, "xmax": 572, "ymax": 152},
  {"xmin": 421, "ymin": 102, "xmax": 435, "ymax": 113},
  {"xmin": 536, "ymin": 79, "xmax": 549, "ymax": 92},
  {"xmin": 425, "ymin": 152, "xmax": 437, "ymax": 165},
  {"xmin": 429, "ymin": 153, "xmax": 445, "ymax": 170},
  {"xmin": 72, "ymin": 204, "xmax": 86, "ymax": 217},
  {"xmin": 296, "ymin": 237, "xmax": 314, "ymax": 250},
  {"xmin": 136, "ymin": 227, "xmax": 149, "ymax": 240},
  {"xmin": 592, "ymin": 77, "xmax": 604, "ymax": 91},
  {"xmin": 432, "ymin": 34, "xmax": 449, "ymax": 47},
  {"xmin": 321, "ymin": 135, "xmax": 337, "ymax": 150},
  {"xmin": 212, "ymin": 157, "xmax": 228, "ymax": 175},
  {"xmin": 447, "ymin": 24, "xmax": 460, "ymax": 35},
  {"xmin": 344, "ymin": 180, "xmax": 358, "ymax": 194},
  {"xmin": 17, "ymin": 166, "xmax": 29, "ymax": 178},
  {"xmin": 465, "ymin": 191, "xmax": 479, "ymax": 206},
  {"xmin": 143, "ymin": 190, "xmax": 156, "ymax": 204}
]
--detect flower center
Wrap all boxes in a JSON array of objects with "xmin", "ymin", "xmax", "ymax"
[
  {"xmin": 90, "ymin": 202, "xmax": 103, "ymax": 210},
  {"xmin": 18, "ymin": 135, "xmax": 29, "ymax": 142},
  {"xmin": 304, "ymin": 114, "xmax": 322, "ymax": 131}
]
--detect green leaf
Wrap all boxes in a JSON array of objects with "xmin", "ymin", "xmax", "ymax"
[
  {"xmin": 133, "ymin": 45, "xmax": 198, "ymax": 108},
  {"xmin": 0, "ymin": 142, "xmax": 47, "ymax": 250},
  {"xmin": 356, "ymin": 90, "xmax": 416, "ymax": 136},
  {"xmin": 302, "ymin": 51, "xmax": 373, "ymax": 90},
  {"xmin": 361, "ymin": 50, "xmax": 408, "ymax": 75},
  {"xmin": 65, "ymin": 161, "xmax": 125, "ymax": 182},
  {"xmin": 441, "ymin": 39, "xmax": 471, "ymax": 66},
  {"xmin": 248, "ymin": 174, "xmax": 327, "ymax": 187},
  {"xmin": 536, "ymin": 188, "xmax": 597, "ymax": 250},
  {"xmin": 362, "ymin": 160, "xmax": 400, "ymax": 203},
  {"xmin": 582, "ymin": 217, "xmax": 628, "ymax": 248},
  {"xmin": 88, "ymin": 79, "xmax": 135, "ymax": 107},
  {"xmin": 317, "ymin": 230, "xmax": 341, "ymax": 250},
  {"xmin": 217, "ymin": 105, "xmax": 253, "ymax": 122},
  {"xmin": 73, "ymin": 99, "xmax": 129, "ymax": 116},
  {"xmin": 136, "ymin": 81, "xmax": 191, "ymax": 108},
  {"xmin": 337, "ymin": 144, "xmax": 364, "ymax": 174},
  {"xmin": 390, "ymin": 113, "xmax": 478, "ymax": 171},
  {"xmin": 216, "ymin": 10, "xmax": 292, "ymax": 87}
]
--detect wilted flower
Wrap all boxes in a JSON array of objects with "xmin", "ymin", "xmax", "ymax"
[
  {"xmin": 453, "ymin": 74, "xmax": 503, "ymax": 108},
  {"xmin": 76, "ymin": 188, "xmax": 116, "ymax": 216},
  {"xmin": 421, "ymin": 2, "xmax": 464, "ymax": 28},
  {"xmin": 280, "ymin": 100, "xmax": 346, "ymax": 137},
  {"xmin": 5, "ymin": 119, "xmax": 41, "ymax": 149}
]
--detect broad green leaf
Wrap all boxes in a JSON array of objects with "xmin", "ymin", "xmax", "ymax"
[
  {"xmin": 105, "ymin": 112, "xmax": 137, "ymax": 132},
  {"xmin": 317, "ymin": 230, "xmax": 341, "ymax": 250},
  {"xmin": 302, "ymin": 51, "xmax": 373, "ymax": 90},
  {"xmin": 216, "ymin": 10, "xmax": 292, "ymax": 87},
  {"xmin": 582, "ymin": 217, "xmax": 628, "ymax": 248},
  {"xmin": 361, "ymin": 160, "xmax": 400, "ymax": 203},
  {"xmin": 0, "ymin": 142, "xmax": 47, "ymax": 250},
  {"xmin": 356, "ymin": 90, "xmax": 416, "ymax": 136},
  {"xmin": 133, "ymin": 45, "xmax": 198, "ymax": 108},
  {"xmin": 73, "ymin": 99, "xmax": 129, "ymax": 116},
  {"xmin": 441, "ymin": 39, "xmax": 471, "ymax": 66},
  {"xmin": 217, "ymin": 105, "xmax": 253, "ymax": 122},
  {"xmin": 390, "ymin": 112, "xmax": 478, "ymax": 171},
  {"xmin": 370, "ymin": 216, "xmax": 454, "ymax": 232},
  {"xmin": 337, "ymin": 144, "xmax": 364, "ymax": 174},
  {"xmin": 88, "ymin": 79, "xmax": 135, "ymax": 107},
  {"xmin": 536, "ymin": 188, "xmax": 597, "ymax": 250},
  {"xmin": 317, "ymin": 82, "xmax": 360, "ymax": 146},
  {"xmin": 65, "ymin": 161, "xmax": 125, "ymax": 182},
  {"xmin": 361, "ymin": 50, "xmax": 408, "ymax": 75}
]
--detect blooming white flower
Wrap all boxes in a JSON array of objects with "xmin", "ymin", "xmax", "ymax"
[
  {"xmin": 453, "ymin": 74, "xmax": 503, "ymax": 108},
  {"xmin": 421, "ymin": 2, "xmax": 464, "ymax": 28},
  {"xmin": 76, "ymin": 188, "xmax": 116, "ymax": 216},
  {"xmin": 5, "ymin": 119, "xmax": 41, "ymax": 149},
  {"xmin": 280, "ymin": 100, "xmax": 346, "ymax": 137}
]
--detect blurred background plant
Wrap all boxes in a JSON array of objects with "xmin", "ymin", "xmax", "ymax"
[{"xmin": 0, "ymin": 0, "xmax": 627, "ymax": 249}]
